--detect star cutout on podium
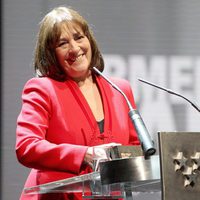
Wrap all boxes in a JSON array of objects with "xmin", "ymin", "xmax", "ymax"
[
  {"xmin": 182, "ymin": 167, "xmax": 197, "ymax": 187},
  {"xmin": 173, "ymin": 152, "xmax": 188, "ymax": 171},
  {"xmin": 191, "ymin": 152, "xmax": 200, "ymax": 172}
]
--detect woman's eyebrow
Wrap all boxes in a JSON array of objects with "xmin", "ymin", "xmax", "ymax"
[
  {"xmin": 73, "ymin": 31, "xmax": 83, "ymax": 36},
  {"xmin": 58, "ymin": 38, "xmax": 68, "ymax": 42}
]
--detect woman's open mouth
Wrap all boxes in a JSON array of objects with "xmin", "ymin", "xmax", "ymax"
[{"xmin": 67, "ymin": 54, "xmax": 84, "ymax": 64}]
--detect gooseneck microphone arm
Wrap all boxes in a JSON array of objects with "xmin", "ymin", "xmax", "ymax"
[
  {"xmin": 93, "ymin": 68, "xmax": 132, "ymax": 109},
  {"xmin": 138, "ymin": 78, "xmax": 200, "ymax": 113},
  {"xmin": 93, "ymin": 67, "xmax": 156, "ymax": 157}
]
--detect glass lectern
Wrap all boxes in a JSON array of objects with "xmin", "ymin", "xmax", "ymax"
[{"xmin": 24, "ymin": 155, "xmax": 160, "ymax": 199}]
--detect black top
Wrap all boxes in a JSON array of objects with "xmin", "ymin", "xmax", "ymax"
[{"xmin": 97, "ymin": 119, "xmax": 104, "ymax": 133}]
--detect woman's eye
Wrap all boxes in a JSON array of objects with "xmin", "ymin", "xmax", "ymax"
[
  {"xmin": 58, "ymin": 41, "xmax": 67, "ymax": 47},
  {"xmin": 79, "ymin": 35, "xmax": 84, "ymax": 39},
  {"xmin": 75, "ymin": 35, "xmax": 84, "ymax": 40}
]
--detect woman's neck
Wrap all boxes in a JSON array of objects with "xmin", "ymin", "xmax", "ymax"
[{"xmin": 70, "ymin": 70, "xmax": 94, "ymax": 87}]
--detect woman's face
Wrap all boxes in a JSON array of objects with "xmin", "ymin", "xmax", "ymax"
[{"xmin": 55, "ymin": 23, "xmax": 92, "ymax": 81}]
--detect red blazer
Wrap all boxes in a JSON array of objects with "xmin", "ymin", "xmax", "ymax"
[{"xmin": 16, "ymin": 75, "xmax": 140, "ymax": 199}]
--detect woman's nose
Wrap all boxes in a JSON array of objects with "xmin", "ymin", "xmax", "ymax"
[
  {"xmin": 68, "ymin": 41, "xmax": 80, "ymax": 58},
  {"xmin": 69, "ymin": 40, "xmax": 80, "ymax": 52}
]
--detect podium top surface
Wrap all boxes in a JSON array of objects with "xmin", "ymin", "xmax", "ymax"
[{"xmin": 100, "ymin": 154, "xmax": 160, "ymax": 185}]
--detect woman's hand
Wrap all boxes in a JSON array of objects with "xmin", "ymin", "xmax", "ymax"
[
  {"xmin": 84, "ymin": 143, "xmax": 121, "ymax": 170},
  {"xmin": 84, "ymin": 147, "xmax": 93, "ymax": 168}
]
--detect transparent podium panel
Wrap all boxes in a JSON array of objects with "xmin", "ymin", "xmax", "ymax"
[
  {"xmin": 24, "ymin": 155, "xmax": 161, "ymax": 199},
  {"xmin": 82, "ymin": 179, "xmax": 124, "ymax": 199},
  {"xmin": 24, "ymin": 172, "xmax": 100, "ymax": 194},
  {"xmin": 24, "ymin": 172, "xmax": 124, "ymax": 199}
]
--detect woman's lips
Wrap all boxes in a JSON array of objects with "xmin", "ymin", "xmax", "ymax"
[{"xmin": 67, "ymin": 54, "xmax": 83, "ymax": 64}]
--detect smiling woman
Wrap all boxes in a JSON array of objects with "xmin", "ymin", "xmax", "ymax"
[
  {"xmin": 34, "ymin": 6, "xmax": 104, "ymax": 81},
  {"xmin": 55, "ymin": 23, "xmax": 92, "ymax": 80},
  {"xmin": 15, "ymin": 6, "xmax": 140, "ymax": 200}
]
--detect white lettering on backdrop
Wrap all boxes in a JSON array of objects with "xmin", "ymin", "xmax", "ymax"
[{"xmin": 103, "ymin": 54, "xmax": 200, "ymax": 147}]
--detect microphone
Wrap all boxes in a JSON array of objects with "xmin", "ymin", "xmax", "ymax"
[
  {"xmin": 93, "ymin": 67, "xmax": 156, "ymax": 157},
  {"xmin": 138, "ymin": 78, "xmax": 200, "ymax": 113}
]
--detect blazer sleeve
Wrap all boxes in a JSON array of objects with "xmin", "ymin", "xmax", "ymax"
[{"xmin": 15, "ymin": 78, "xmax": 88, "ymax": 174}]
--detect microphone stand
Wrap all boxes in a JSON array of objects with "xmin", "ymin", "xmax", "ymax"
[
  {"xmin": 138, "ymin": 78, "xmax": 200, "ymax": 113},
  {"xmin": 93, "ymin": 67, "xmax": 156, "ymax": 157}
]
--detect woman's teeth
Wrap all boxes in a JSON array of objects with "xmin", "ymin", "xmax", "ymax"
[{"xmin": 69, "ymin": 55, "xmax": 83, "ymax": 62}]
